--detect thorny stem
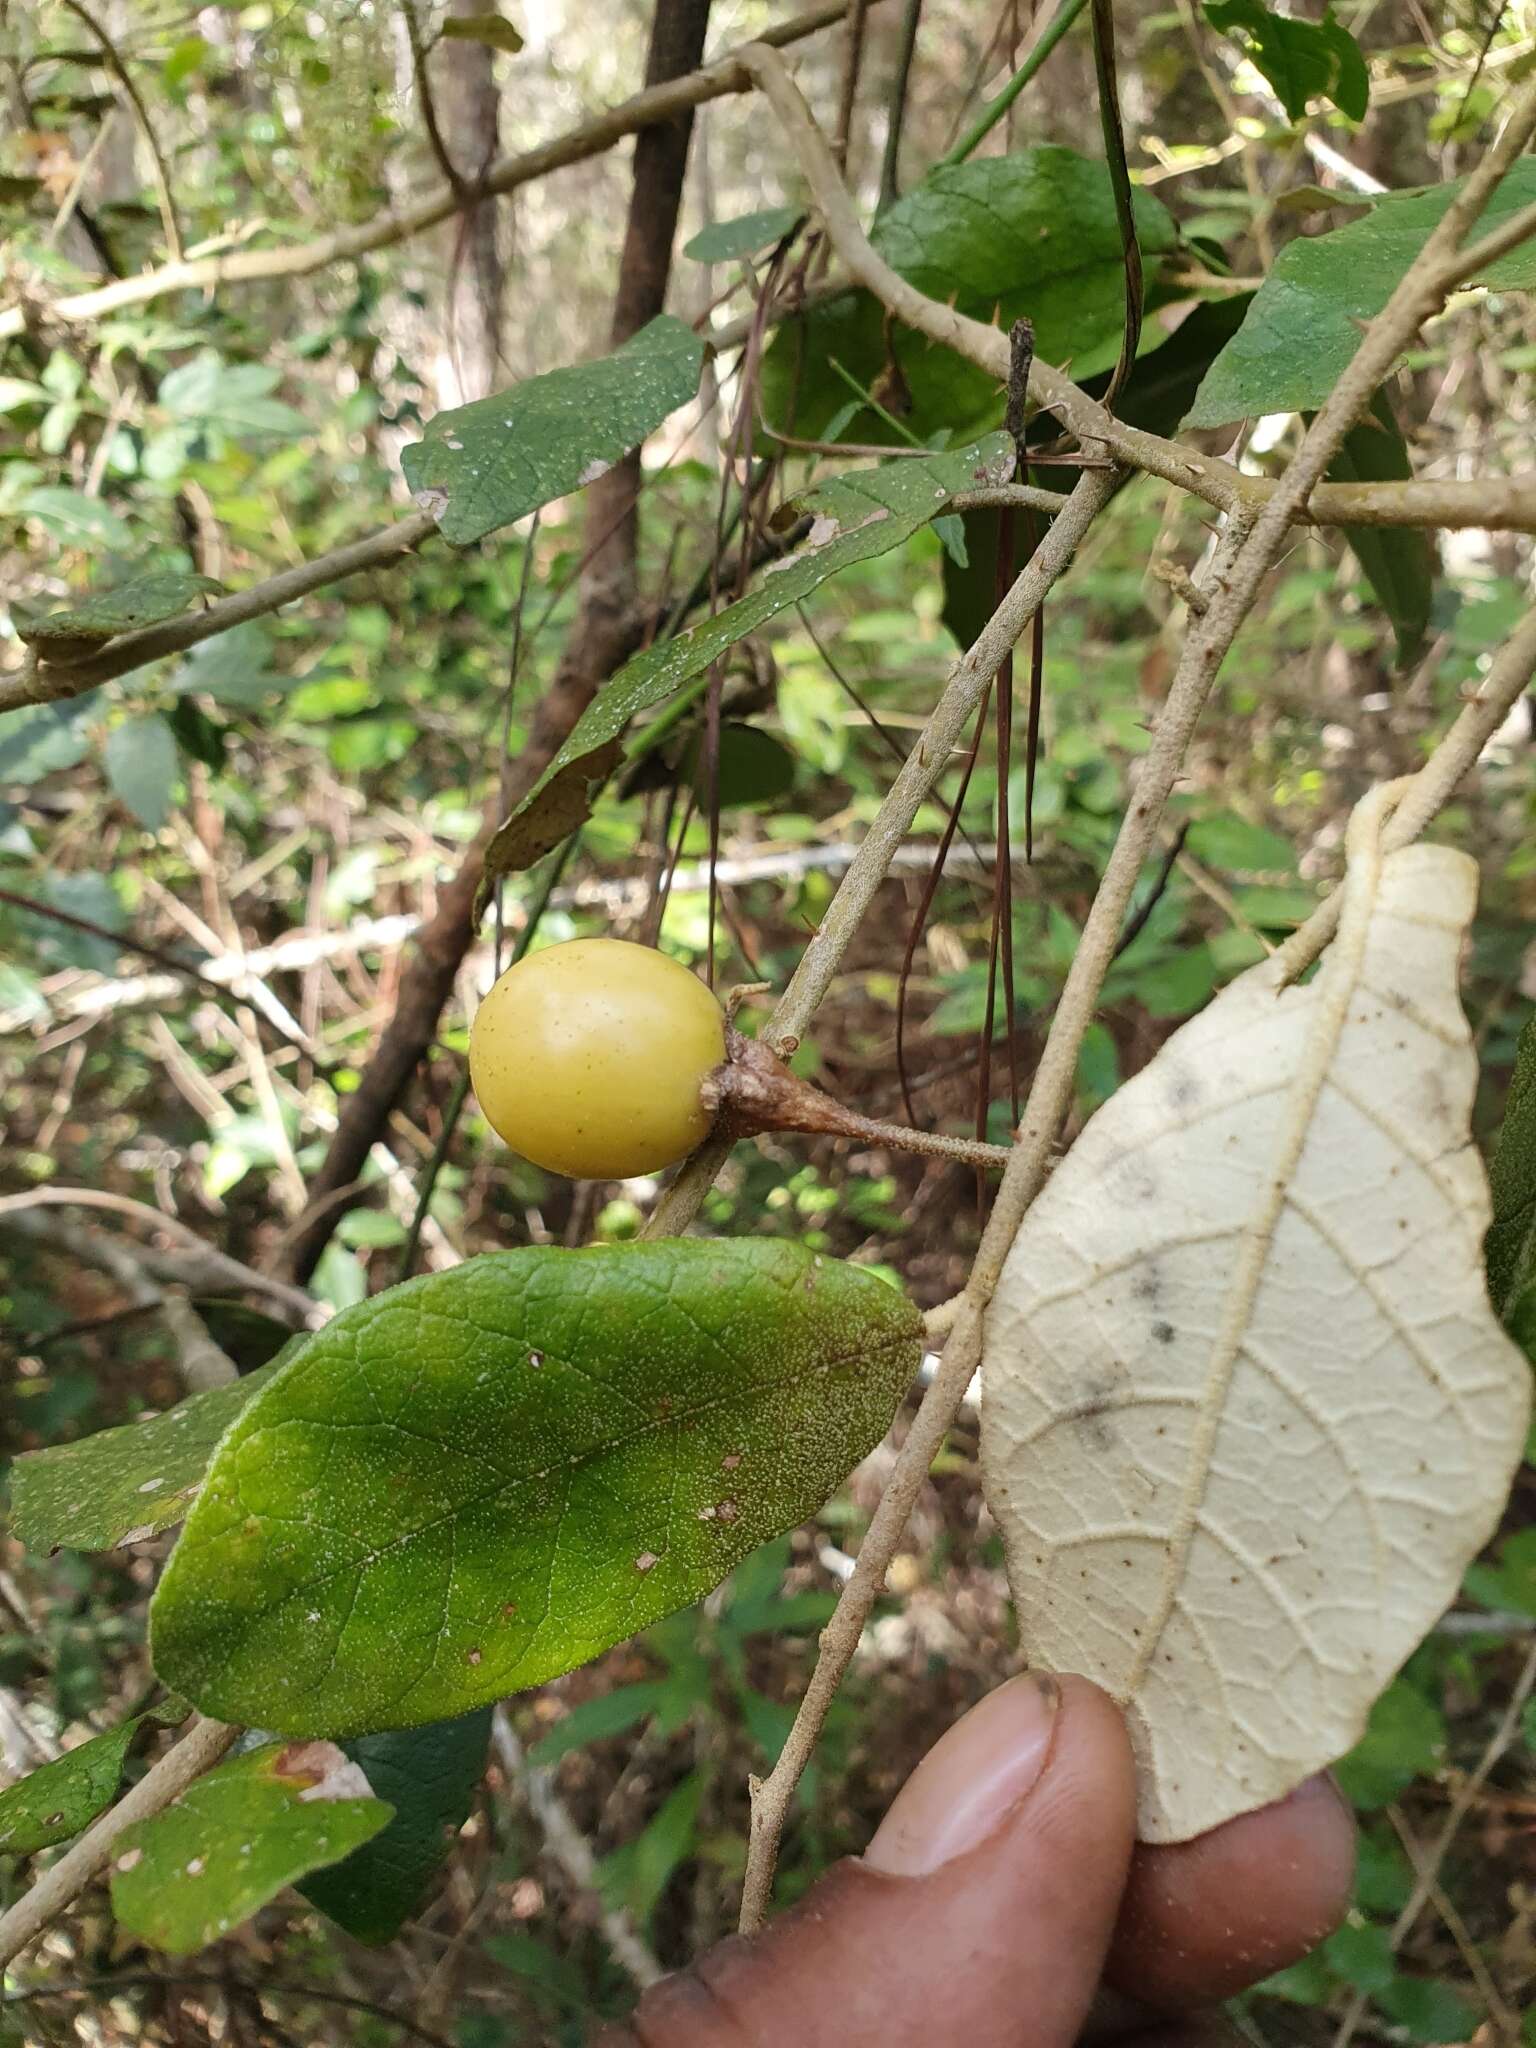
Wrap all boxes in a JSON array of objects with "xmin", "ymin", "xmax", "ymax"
[
  {"xmin": 728, "ymin": 52, "xmax": 1536, "ymax": 1933},
  {"xmin": 0, "ymin": 1716, "xmax": 237, "ymax": 1971}
]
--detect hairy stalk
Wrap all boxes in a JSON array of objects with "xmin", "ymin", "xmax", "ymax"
[{"xmin": 0, "ymin": 1716, "xmax": 236, "ymax": 1971}]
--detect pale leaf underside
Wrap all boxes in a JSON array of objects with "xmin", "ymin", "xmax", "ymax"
[{"xmin": 981, "ymin": 842, "xmax": 1531, "ymax": 1841}]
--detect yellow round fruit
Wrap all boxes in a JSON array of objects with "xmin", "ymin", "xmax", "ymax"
[{"xmin": 468, "ymin": 938, "xmax": 726, "ymax": 1179}]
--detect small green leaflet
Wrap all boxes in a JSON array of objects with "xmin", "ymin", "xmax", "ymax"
[
  {"xmin": 760, "ymin": 148, "xmax": 1179, "ymax": 446},
  {"xmin": 110, "ymin": 1741, "xmax": 391, "ymax": 1954},
  {"xmin": 297, "ymin": 1709, "xmax": 493, "ymax": 1942},
  {"xmin": 440, "ymin": 11, "xmax": 523, "ymax": 52},
  {"xmin": 1187, "ymin": 159, "xmax": 1536, "ymax": 424},
  {"xmin": 489, "ymin": 437, "xmax": 1014, "ymax": 877},
  {"xmin": 150, "ymin": 1240, "xmax": 922, "ymax": 1737},
  {"xmin": 0, "ymin": 1717, "xmax": 143, "ymax": 1854},
  {"xmin": 402, "ymin": 314, "xmax": 705, "ymax": 546},
  {"xmin": 1204, "ymin": 0, "xmax": 1368, "ymax": 123},
  {"xmin": 10, "ymin": 1346, "xmax": 302, "ymax": 1554},
  {"xmin": 104, "ymin": 714, "xmax": 179, "ymax": 830},
  {"xmin": 1326, "ymin": 390, "xmax": 1434, "ymax": 666},
  {"xmin": 16, "ymin": 570, "xmax": 221, "ymax": 662},
  {"xmin": 685, "ymin": 206, "xmax": 801, "ymax": 264},
  {"xmin": 1486, "ymin": 1013, "xmax": 1536, "ymax": 1348}
]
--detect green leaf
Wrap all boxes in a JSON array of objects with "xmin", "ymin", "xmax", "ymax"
[
  {"xmin": 10, "ymin": 1349, "xmax": 301, "ymax": 1554},
  {"xmin": 150, "ymin": 1240, "xmax": 922, "ymax": 1737},
  {"xmin": 167, "ymin": 620, "xmax": 282, "ymax": 705},
  {"xmin": 597, "ymin": 1772, "xmax": 701, "ymax": 1924},
  {"xmin": 159, "ymin": 351, "xmax": 308, "ymax": 441},
  {"xmin": 942, "ymin": 297, "xmax": 1253, "ymax": 648},
  {"xmin": 495, "ymin": 437, "xmax": 1013, "ymax": 875},
  {"xmin": 402, "ymin": 314, "xmax": 704, "ymax": 546},
  {"xmin": 1321, "ymin": 1918, "xmax": 1396, "ymax": 1992},
  {"xmin": 18, "ymin": 570, "xmax": 221, "ymax": 658},
  {"xmin": 21, "ymin": 486, "xmax": 132, "ymax": 549},
  {"xmin": 1188, "ymin": 159, "xmax": 1536, "ymax": 424},
  {"xmin": 0, "ymin": 697, "xmax": 97, "ymax": 782},
  {"xmin": 104, "ymin": 714, "xmax": 178, "ymax": 829},
  {"xmin": 1375, "ymin": 1976, "xmax": 1480, "ymax": 2044},
  {"xmin": 297, "ymin": 1709, "xmax": 492, "ymax": 1943},
  {"xmin": 110, "ymin": 1740, "xmax": 391, "ymax": 1954},
  {"xmin": 685, "ymin": 206, "xmax": 801, "ymax": 264},
  {"xmin": 525, "ymin": 1682, "xmax": 669, "ymax": 1769},
  {"xmin": 1323, "ymin": 390, "xmax": 1433, "ymax": 666},
  {"xmin": 1184, "ymin": 811, "xmax": 1296, "ymax": 873},
  {"xmin": 686, "ymin": 724, "xmax": 797, "ymax": 810},
  {"xmin": 1486, "ymin": 1013, "xmax": 1536, "ymax": 1324},
  {"xmin": 166, "ymin": 697, "xmax": 227, "ymax": 769},
  {"xmin": 1463, "ymin": 1527, "xmax": 1536, "ymax": 1619},
  {"xmin": 760, "ymin": 149, "xmax": 1179, "ymax": 445},
  {"xmin": 1204, "ymin": 0, "xmax": 1368, "ymax": 122},
  {"xmin": 191, "ymin": 1301, "xmax": 299, "ymax": 1373},
  {"xmin": 440, "ymin": 12, "xmax": 523, "ymax": 52},
  {"xmin": 0, "ymin": 1716, "xmax": 143, "ymax": 1854},
  {"xmin": 1333, "ymin": 1678, "xmax": 1445, "ymax": 1808}
]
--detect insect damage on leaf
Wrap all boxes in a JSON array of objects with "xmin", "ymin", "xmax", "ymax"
[{"xmin": 980, "ymin": 831, "xmax": 1530, "ymax": 1842}]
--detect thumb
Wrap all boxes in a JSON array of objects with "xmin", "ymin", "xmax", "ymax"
[{"xmin": 596, "ymin": 1673, "xmax": 1137, "ymax": 2048}]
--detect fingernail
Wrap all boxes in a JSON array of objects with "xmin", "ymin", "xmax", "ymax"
[{"xmin": 862, "ymin": 1671, "xmax": 1060, "ymax": 1879}]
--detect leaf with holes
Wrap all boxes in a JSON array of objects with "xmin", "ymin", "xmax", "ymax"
[
  {"xmin": 1186, "ymin": 159, "xmax": 1536, "ymax": 424},
  {"xmin": 0, "ymin": 1716, "xmax": 145, "ymax": 1855},
  {"xmin": 402, "ymin": 314, "xmax": 704, "ymax": 545},
  {"xmin": 760, "ymin": 148, "xmax": 1179, "ymax": 446},
  {"xmin": 110, "ymin": 1740, "xmax": 391, "ymax": 1954},
  {"xmin": 297, "ymin": 1709, "xmax": 493, "ymax": 1943},
  {"xmin": 149, "ymin": 1240, "xmax": 922, "ymax": 1737},
  {"xmin": 11, "ymin": 1346, "xmax": 303, "ymax": 1554},
  {"xmin": 981, "ymin": 836, "xmax": 1530, "ymax": 1841},
  {"xmin": 494, "ymin": 437, "xmax": 1014, "ymax": 874}
]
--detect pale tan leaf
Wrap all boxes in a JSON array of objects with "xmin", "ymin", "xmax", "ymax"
[{"xmin": 981, "ymin": 839, "xmax": 1531, "ymax": 1842}]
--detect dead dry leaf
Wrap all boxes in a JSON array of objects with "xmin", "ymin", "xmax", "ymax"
[{"xmin": 981, "ymin": 830, "xmax": 1531, "ymax": 1841}]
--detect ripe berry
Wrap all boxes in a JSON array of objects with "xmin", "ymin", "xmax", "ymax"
[{"xmin": 469, "ymin": 938, "xmax": 726, "ymax": 1179}]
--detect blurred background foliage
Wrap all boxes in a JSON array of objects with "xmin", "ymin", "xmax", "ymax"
[{"xmin": 1, "ymin": 0, "xmax": 1535, "ymax": 2043}]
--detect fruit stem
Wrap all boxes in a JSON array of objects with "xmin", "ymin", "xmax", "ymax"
[{"xmin": 702, "ymin": 1031, "xmax": 1013, "ymax": 1170}]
